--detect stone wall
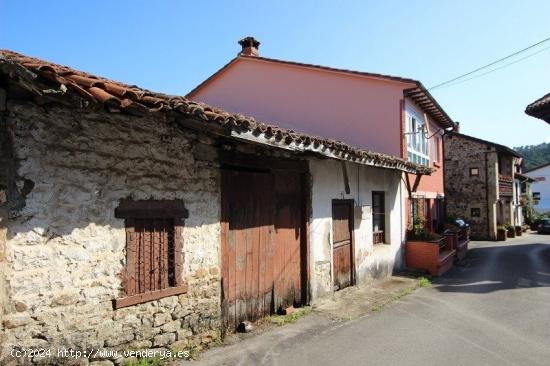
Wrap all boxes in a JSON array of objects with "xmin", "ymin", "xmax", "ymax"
[
  {"xmin": 0, "ymin": 102, "xmax": 222, "ymax": 365},
  {"xmin": 443, "ymin": 134, "xmax": 498, "ymax": 240}
]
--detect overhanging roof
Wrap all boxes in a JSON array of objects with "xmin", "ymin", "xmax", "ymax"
[
  {"xmin": 187, "ymin": 55, "xmax": 456, "ymax": 129},
  {"xmin": 0, "ymin": 49, "xmax": 430, "ymax": 175},
  {"xmin": 446, "ymin": 131, "xmax": 522, "ymax": 158},
  {"xmin": 525, "ymin": 92, "xmax": 550, "ymax": 123}
]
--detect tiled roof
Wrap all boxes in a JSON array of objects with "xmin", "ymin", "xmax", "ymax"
[
  {"xmin": 186, "ymin": 55, "xmax": 455, "ymax": 128},
  {"xmin": 446, "ymin": 131, "xmax": 522, "ymax": 158},
  {"xmin": 524, "ymin": 161, "xmax": 550, "ymax": 173},
  {"xmin": 0, "ymin": 49, "xmax": 430, "ymax": 174},
  {"xmin": 514, "ymin": 172, "xmax": 536, "ymax": 182},
  {"xmin": 525, "ymin": 92, "xmax": 550, "ymax": 123}
]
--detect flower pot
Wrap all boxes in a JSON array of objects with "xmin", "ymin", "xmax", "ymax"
[
  {"xmin": 515, "ymin": 226, "xmax": 522, "ymax": 236},
  {"xmin": 507, "ymin": 229, "xmax": 516, "ymax": 238},
  {"xmin": 406, "ymin": 238, "xmax": 455, "ymax": 277},
  {"xmin": 497, "ymin": 230, "xmax": 507, "ymax": 241}
]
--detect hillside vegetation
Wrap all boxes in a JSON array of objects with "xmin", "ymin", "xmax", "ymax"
[{"xmin": 514, "ymin": 143, "xmax": 550, "ymax": 171}]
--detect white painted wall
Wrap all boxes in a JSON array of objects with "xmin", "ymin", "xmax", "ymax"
[
  {"xmin": 308, "ymin": 158, "xmax": 405, "ymax": 300},
  {"xmin": 513, "ymin": 178, "xmax": 523, "ymax": 226},
  {"xmin": 525, "ymin": 165, "xmax": 550, "ymax": 213}
]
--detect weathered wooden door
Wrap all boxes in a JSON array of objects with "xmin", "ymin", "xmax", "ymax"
[
  {"xmin": 332, "ymin": 200, "xmax": 354, "ymax": 290},
  {"xmin": 221, "ymin": 169, "xmax": 304, "ymax": 330}
]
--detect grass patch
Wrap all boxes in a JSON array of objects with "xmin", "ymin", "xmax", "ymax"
[
  {"xmin": 183, "ymin": 344, "xmax": 201, "ymax": 361},
  {"xmin": 417, "ymin": 276, "xmax": 432, "ymax": 288},
  {"xmin": 370, "ymin": 305, "xmax": 382, "ymax": 312},
  {"xmin": 370, "ymin": 278, "xmax": 431, "ymax": 314},
  {"xmin": 271, "ymin": 306, "xmax": 311, "ymax": 326},
  {"xmin": 395, "ymin": 287, "xmax": 413, "ymax": 298},
  {"xmin": 125, "ymin": 356, "xmax": 163, "ymax": 366}
]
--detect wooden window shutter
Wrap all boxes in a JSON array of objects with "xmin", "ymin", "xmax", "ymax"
[{"xmin": 114, "ymin": 200, "xmax": 188, "ymax": 309}]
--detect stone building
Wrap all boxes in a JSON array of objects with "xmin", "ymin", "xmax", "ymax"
[
  {"xmin": 0, "ymin": 51, "xmax": 428, "ymax": 365},
  {"xmin": 443, "ymin": 131, "xmax": 523, "ymax": 240}
]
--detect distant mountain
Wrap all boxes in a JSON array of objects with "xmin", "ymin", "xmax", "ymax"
[{"xmin": 515, "ymin": 143, "xmax": 550, "ymax": 171}]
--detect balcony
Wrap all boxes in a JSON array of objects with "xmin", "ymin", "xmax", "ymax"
[{"xmin": 499, "ymin": 174, "xmax": 513, "ymax": 197}]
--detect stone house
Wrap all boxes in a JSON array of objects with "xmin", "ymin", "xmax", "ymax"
[
  {"xmin": 0, "ymin": 50, "xmax": 427, "ymax": 365},
  {"xmin": 443, "ymin": 131, "xmax": 523, "ymax": 240}
]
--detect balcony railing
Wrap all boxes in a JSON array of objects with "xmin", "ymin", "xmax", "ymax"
[{"xmin": 499, "ymin": 174, "xmax": 513, "ymax": 197}]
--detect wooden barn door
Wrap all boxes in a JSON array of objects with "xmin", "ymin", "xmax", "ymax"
[
  {"xmin": 221, "ymin": 169, "xmax": 305, "ymax": 331},
  {"xmin": 332, "ymin": 200, "xmax": 354, "ymax": 290}
]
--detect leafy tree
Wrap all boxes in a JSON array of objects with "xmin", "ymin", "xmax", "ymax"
[{"xmin": 514, "ymin": 142, "xmax": 550, "ymax": 171}]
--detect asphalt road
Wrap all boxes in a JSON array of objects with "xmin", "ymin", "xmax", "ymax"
[{"xmin": 192, "ymin": 234, "xmax": 550, "ymax": 366}]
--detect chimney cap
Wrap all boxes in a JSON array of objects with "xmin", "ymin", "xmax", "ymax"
[
  {"xmin": 238, "ymin": 37, "xmax": 260, "ymax": 56},
  {"xmin": 238, "ymin": 36, "xmax": 260, "ymax": 49}
]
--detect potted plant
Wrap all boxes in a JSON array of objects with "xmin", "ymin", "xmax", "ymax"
[
  {"xmin": 497, "ymin": 226, "xmax": 507, "ymax": 241},
  {"xmin": 507, "ymin": 225, "xmax": 516, "ymax": 238},
  {"xmin": 515, "ymin": 225, "xmax": 522, "ymax": 236}
]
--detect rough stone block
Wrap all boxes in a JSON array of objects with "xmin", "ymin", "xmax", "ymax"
[
  {"xmin": 153, "ymin": 332, "xmax": 176, "ymax": 347},
  {"xmin": 153, "ymin": 312, "xmax": 172, "ymax": 327},
  {"xmin": 161, "ymin": 320, "xmax": 181, "ymax": 333}
]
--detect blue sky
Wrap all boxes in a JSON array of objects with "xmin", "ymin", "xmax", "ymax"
[{"xmin": 2, "ymin": 0, "xmax": 550, "ymax": 148}]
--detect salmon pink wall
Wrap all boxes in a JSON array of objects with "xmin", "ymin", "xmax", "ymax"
[
  {"xmin": 191, "ymin": 58, "xmax": 415, "ymax": 156},
  {"xmin": 405, "ymin": 105, "xmax": 445, "ymax": 197}
]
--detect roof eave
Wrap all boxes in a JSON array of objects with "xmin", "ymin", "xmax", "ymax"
[
  {"xmin": 404, "ymin": 84, "xmax": 456, "ymax": 129},
  {"xmin": 186, "ymin": 56, "xmax": 240, "ymax": 99},
  {"xmin": 230, "ymin": 128, "xmax": 430, "ymax": 175}
]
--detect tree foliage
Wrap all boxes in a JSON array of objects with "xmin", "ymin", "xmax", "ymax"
[{"xmin": 514, "ymin": 142, "xmax": 550, "ymax": 171}]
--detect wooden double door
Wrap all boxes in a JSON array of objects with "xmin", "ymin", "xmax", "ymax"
[{"xmin": 221, "ymin": 168, "xmax": 306, "ymax": 330}]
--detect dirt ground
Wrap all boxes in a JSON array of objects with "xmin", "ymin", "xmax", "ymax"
[
  {"xmin": 312, "ymin": 275, "xmax": 421, "ymax": 320},
  {"xmin": 192, "ymin": 274, "xmax": 424, "ymax": 359}
]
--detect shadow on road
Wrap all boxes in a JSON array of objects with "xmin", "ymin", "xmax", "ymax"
[{"xmin": 432, "ymin": 242, "xmax": 550, "ymax": 294}]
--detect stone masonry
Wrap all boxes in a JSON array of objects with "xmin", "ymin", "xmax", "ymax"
[
  {"xmin": 0, "ymin": 101, "xmax": 222, "ymax": 365},
  {"xmin": 444, "ymin": 133, "xmax": 499, "ymax": 240}
]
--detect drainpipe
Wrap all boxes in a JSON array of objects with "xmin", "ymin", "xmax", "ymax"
[{"xmin": 484, "ymin": 150, "xmax": 491, "ymax": 240}]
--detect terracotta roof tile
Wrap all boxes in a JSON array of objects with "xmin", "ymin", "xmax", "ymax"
[
  {"xmin": 525, "ymin": 92, "xmax": 550, "ymax": 123},
  {"xmin": 0, "ymin": 49, "xmax": 430, "ymax": 174}
]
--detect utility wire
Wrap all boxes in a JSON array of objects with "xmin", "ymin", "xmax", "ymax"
[
  {"xmin": 432, "ymin": 44, "xmax": 550, "ymax": 90},
  {"xmin": 429, "ymin": 36, "xmax": 550, "ymax": 90}
]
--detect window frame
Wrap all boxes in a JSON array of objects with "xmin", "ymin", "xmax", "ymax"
[
  {"xmin": 405, "ymin": 107, "xmax": 430, "ymax": 167},
  {"xmin": 113, "ymin": 199, "xmax": 188, "ymax": 309},
  {"xmin": 372, "ymin": 191, "xmax": 386, "ymax": 244}
]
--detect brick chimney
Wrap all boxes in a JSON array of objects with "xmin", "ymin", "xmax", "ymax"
[{"xmin": 238, "ymin": 36, "xmax": 260, "ymax": 56}]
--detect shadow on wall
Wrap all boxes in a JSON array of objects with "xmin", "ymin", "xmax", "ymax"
[{"xmin": 432, "ymin": 243, "xmax": 550, "ymax": 294}]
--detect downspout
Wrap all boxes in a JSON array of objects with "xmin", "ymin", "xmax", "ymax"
[
  {"xmin": 442, "ymin": 134, "xmax": 447, "ymax": 223},
  {"xmin": 485, "ymin": 151, "xmax": 491, "ymax": 239}
]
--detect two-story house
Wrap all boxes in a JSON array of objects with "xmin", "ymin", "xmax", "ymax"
[
  {"xmin": 444, "ymin": 132, "xmax": 523, "ymax": 240},
  {"xmin": 0, "ymin": 48, "xmax": 433, "ymax": 357},
  {"xmin": 188, "ymin": 37, "xmax": 455, "ymax": 237}
]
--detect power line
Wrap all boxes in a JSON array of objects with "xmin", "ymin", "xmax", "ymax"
[
  {"xmin": 432, "ymin": 44, "xmax": 550, "ymax": 90},
  {"xmin": 429, "ymin": 36, "xmax": 550, "ymax": 90}
]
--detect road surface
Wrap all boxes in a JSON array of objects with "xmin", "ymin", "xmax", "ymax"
[{"xmin": 191, "ymin": 234, "xmax": 550, "ymax": 366}]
